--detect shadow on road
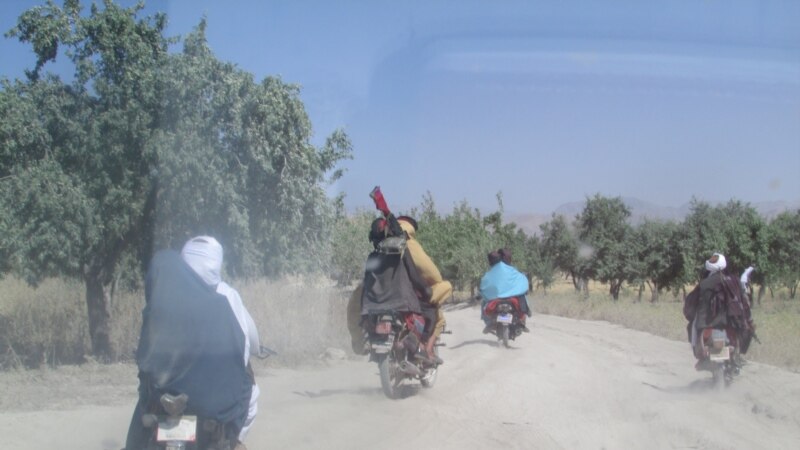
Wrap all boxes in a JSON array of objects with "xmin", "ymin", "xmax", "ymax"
[
  {"xmin": 449, "ymin": 339, "xmax": 504, "ymax": 350},
  {"xmin": 292, "ymin": 387, "xmax": 380, "ymax": 399},
  {"xmin": 642, "ymin": 378, "xmax": 724, "ymax": 394}
]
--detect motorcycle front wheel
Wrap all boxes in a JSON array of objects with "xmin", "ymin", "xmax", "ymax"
[{"xmin": 378, "ymin": 355, "xmax": 401, "ymax": 399}]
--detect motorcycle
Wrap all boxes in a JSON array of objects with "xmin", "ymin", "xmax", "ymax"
[
  {"xmin": 694, "ymin": 327, "xmax": 741, "ymax": 389},
  {"xmin": 365, "ymin": 310, "xmax": 442, "ymax": 399},
  {"xmin": 140, "ymin": 392, "xmax": 236, "ymax": 450},
  {"xmin": 484, "ymin": 297, "xmax": 525, "ymax": 348},
  {"xmin": 140, "ymin": 346, "xmax": 276, "ymax": 449}
]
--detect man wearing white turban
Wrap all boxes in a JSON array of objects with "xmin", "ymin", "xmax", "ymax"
[
  {"xmin": 181, "ymin": 236, "xmax": 261, "ymax": 448},
  {"xmin": 684, "ymin": 252, "xmax": 755, "ymax": 366}
]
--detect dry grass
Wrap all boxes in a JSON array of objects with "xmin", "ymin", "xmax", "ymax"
[
  {"xmin": 236, "ymin": 276, "xmax": 353, "ymax": 366},
  {"xmin": 0, "ymin": 275, "xmax": 353, "ymax": 370},
  {"xmin": 2, "ymin": 275, "xmax": 798, "ymax": 373},
  {"xmin": 0, "ymin": 278, "xmax": 89, "ymax": 368}
]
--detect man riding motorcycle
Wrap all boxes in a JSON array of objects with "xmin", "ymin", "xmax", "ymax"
[
  {"xmin": 347, "ymin": 187, "xmax": 450, "ymax": 364},
  {"xmin": 124, "ymin": 237, "xmax": 256, "ymax": 450},
  {"xmin": 479, "ymin": 249, "xmax": 531, "ymax": 334},
  {"xmin": 181, "ymin": 236, "xmax": 261, "ymax": 447},
  {"xmin": 360, "ymin": 216, "xmax": 439, "ymax": 364},
  {"xmin": 684, "ymin": 252, "xmax": 755, "ymax": 371}
]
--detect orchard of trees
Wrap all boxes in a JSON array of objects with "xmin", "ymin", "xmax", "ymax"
[
  {"xmin": 331, "ymin": 193, "xmax": 800, "ymax": 305},
  {"xmin": 1, "ymin": 1, "xmax": 799, "ymax": 362}
]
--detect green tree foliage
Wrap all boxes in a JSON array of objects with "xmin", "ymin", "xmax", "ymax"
[
  {"xmin": 576, "ymin": 194, "xmax": 633, "ymax": 299},
  {"xmin": 415, "ymin": 196, "xmax": 494, "ymax": 295},
  {"xmin": 682, "ymin": 199, "xmax": 766, "ymax": 283},
  {"xmin": 628, "ymin": 220, "xmax": 684, "ymax": 302},
  {"xmin": 539, "ymin": 214, "xmax": 581, "ymax": 290},
  {"xmin": 522, "ymin": 234, "xmax": 556, "ymax": 294},
  {"xmin": 0, "ymin": 1, "xmax": 351, "ymax": 359},
  {"xmin": 764, "ymin": 210, "xmax": 800, "ymax": 298},
  {"xmin": 329, "ymin": 210, "xmax": 374, "ymax": 286}
]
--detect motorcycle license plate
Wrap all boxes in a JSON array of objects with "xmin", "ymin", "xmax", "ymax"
[
  {"xmin": 156, "ymin": 416, "xmax": 197, "ymax": 442},
  {"xmin": 497, "ymin": 313, "xmax": 513, "ymax": 324},
  {"xmin": 371, "ymin": 341, "xmax": 392, "ymax": 353},
  {"xmin": 709, "ymin": 346, "xmax": 730, "ymax": 362},
  {"xmin": 375, "ymin": 321, "xmax": 392, "ymax": 334}
]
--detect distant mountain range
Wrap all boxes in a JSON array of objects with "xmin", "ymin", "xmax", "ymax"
[{"xmin": 508, "ymin": 197, "xmax": 800, "ymax": 235}]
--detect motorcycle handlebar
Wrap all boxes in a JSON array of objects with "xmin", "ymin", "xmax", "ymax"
[{"xmin": 256, "ymin": 345, "xmax": 278, "ymax": 359}]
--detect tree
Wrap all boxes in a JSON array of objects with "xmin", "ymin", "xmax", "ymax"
[
  {"xmin": 576, "ymin": 194, "xmax": 633, "ymax": 300},
  {"xmin": 681, "ymin": 199, "xmax": 766, "ymax": 284},
  {"xmin": 764, "ymin": 210, "xmax": 800, "ymax": 298},
  {"xmin": 2, "ymin": 0, "xmax": 169, "ymax": 359},
  {"xmin": 416, "ymin": 198, "xmax": 494, "ymax": 295},
  {"xmin": 523, "ymin": 234, "xmax": 556, "ymax": 294},
  {"xmin": 628, "ymin": 220, "xmax": 684, "ymax": 302},
  {"xmin": 0, "ymin": 1, "xmax": 351, "ymax": 359},
  {"xmin": 329, "ymin": 210, "xmax": 374, "ymax": 286},
  {"xmin": 539, "ymin": 214, "xmax": 582, "ymax": 291}
]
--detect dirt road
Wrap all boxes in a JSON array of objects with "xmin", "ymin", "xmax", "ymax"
[{"xmin": 2, "ymin": 304, "xmax": 799, "ymax": 449}]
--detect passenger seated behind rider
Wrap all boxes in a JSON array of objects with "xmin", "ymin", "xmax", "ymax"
[
  {"xmin": 479, "ymin": 248, "xmax": 531, "ymax": 334},
  {"xmin": 125, "ymin": 237, "xmax": 254, "ymax": 450},
  {"xmin": 396, "ymin": 214, "xmax": 453, "ymax": 362},
  {"xmin": 684, "ymin": 252, "xmax": 755, "ymax": 368},
  {"xmin": 181, "ymin": 237, "xmax": 260, "ymax": 449},
  {"xmin": 360, "ymin": 216, "xmax": 442, "ymax": 364}
]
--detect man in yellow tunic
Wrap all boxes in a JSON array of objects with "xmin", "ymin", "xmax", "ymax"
[{"xmin": 397, "ymin": 215, "xmax": 453, "ymax": 359}]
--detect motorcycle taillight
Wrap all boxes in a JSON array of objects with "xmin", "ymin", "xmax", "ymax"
[{"xmin": 375, "ymin": 321, "xmax": 392, "ymax": 334}]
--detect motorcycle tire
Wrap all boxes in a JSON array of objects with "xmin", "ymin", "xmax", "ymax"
[
  {"xmin": 420, "ymin": 346, "xmax": 439, "ymax": 388},
  {"xmin": 502, "ymin": 325, "xmax": 510, "ymax": 348},
  {"xmin": 378, "ymin": 355, "xmax": 401, "ymax": 399},
  {"xmin": 712, "ymin": 365, "xmax": 725, "ymax": 391}
]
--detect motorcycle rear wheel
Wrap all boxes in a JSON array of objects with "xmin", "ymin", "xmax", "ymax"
[
  {"xmin": 712, "ymin": 365, "xmax": 725, "ymax": 391},
  {"xmin": 378, "ymin": 355, "xmax": 401, "ymax": 399},
  {"xmin": 501, "ymin": 325, "xmax": 510, "ymax": 348}
]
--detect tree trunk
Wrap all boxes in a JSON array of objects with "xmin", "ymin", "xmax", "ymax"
[
  {"xmin": 757, "ymin": 284, "xmax": 765, "ymax": 306},
  {"xmin": 85, "ymin": 271, "xmax": 113, "ymax": 361},
  {"xmin": 609, "ymin": 280, "xmax": 621, "ymax": 300},
  {"xmin": 649, "ymin": 281, "xmax": 659, "ymax": 303},
  {"xmin": 791, "ymin": 282, "xmax": 798, "ymax": 300},
  {"xmin": 636, "ymin": 283, "xmax": 644, "ymax": 303}
]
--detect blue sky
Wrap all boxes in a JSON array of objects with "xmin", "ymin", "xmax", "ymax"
[{"xmin": 2, "ymin": 0, "xmax": 799, "ymax": 215}]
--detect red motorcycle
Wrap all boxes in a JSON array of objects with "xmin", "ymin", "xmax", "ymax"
[
  {"xmin": 484, "ymin": 297, "xmax": 526, "ymax": 348},
  {"xmin": 365, "ymin": 311, "xmax": 441, "ymax": 399}
]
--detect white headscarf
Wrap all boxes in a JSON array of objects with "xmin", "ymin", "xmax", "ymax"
[
  {"xmin": 181, "ymin": 235, "xmax": 223, "ymax": 286},
  {"xmin": 704, "ymin": 252, "xmax": 727, "ymax": 274}
]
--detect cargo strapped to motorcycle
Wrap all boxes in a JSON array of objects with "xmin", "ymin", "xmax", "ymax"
[{"xmin": 377, "ymin": 236, "xmax": 407, "ymax": 256}]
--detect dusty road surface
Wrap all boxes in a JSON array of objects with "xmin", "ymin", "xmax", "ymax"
[{"xmin": 2, "ymin": 304, "xmax": 799, "ymax": 450}]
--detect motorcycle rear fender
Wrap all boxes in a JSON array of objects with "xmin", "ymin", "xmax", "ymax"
[{"xmin": 497, "ymin": 303, "xmax": 514, "ymax": 313}]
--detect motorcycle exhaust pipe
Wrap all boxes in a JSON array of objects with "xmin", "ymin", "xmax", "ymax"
[{"xmin": 398, "ymin": 360, "xmax": 424, "ymax": 377}]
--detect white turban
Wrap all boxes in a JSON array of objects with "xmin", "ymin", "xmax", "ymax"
[
  {"xmin": 704, "ymin": 253, "xmax": 727, "ymax": 274},
  {"xmin": 181, "ymin": 235, "xmax": 223, "ymax": 286}
]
